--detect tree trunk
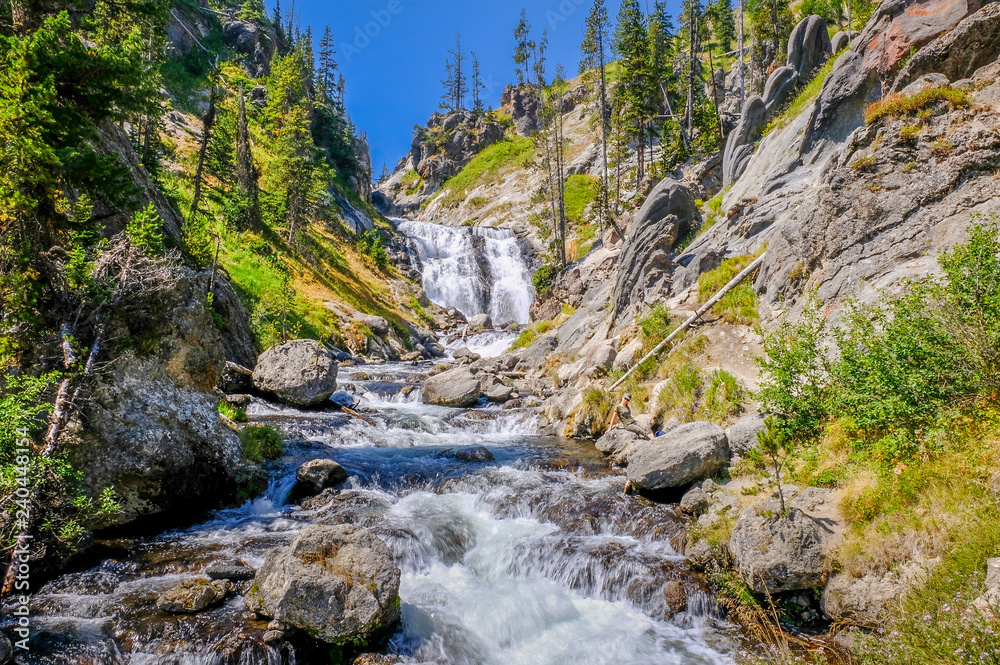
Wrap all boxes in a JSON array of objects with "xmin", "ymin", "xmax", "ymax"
[{"xmin": 190, "ymin": 85, "xmax": 218, "ymax": 222}]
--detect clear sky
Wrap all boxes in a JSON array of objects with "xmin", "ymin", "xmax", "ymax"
[{"xmin": 281, "ymin": 0, "xmax": 686, "ymax": 176}]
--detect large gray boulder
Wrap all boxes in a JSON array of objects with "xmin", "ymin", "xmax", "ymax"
[
  {"xmin": 624, "ymin": 422, "xmax": 730, "ymax": 491},
  {"xmin": 422, "ymin": 366, "xmax": 482, "ymax": 407},
  {"xmin": 787, "ymin": 15, "xmax": 833, "ymax": 78},
  {"xmin": 595, "ymin": 426, "xmax": 644, "ymax": 461},
  {"xmin": 729, "ymin": 499, "xmax": 831, "ymax": 593},
  {"xmin": 253, "ymin": 340, "xmax": 339, "ymax": 408},
  {"xmin": 822, "ymin": 563, "xmax": 930, "ymax": 626},
  {"xmin": 65, "ymin": 269, "xmax": 246, "ymax": 526},
  {"xmin": 727, "ymin": 412, "xmax": 767, "ymax": 456},
  {"xmin": 612, "ymin": 179, "xmax": 699, "ymax": 318},
  {"xmin": 250, "ymin": 524, "xmax": 401, "ymax": 645}
]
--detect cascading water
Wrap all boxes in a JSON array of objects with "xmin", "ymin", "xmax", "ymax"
[
  {"xmin": 8, "ymin": 364, "xmax": 738, "ymax": 665},
  {"xmin": 397, "ymin": 220, "xmax": 535, "ymax": 326}
]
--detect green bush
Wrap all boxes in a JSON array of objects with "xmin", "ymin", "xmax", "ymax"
[
  {"xmin": 510, "ymin": 326, "xmax": 538, "ymax": 350},
  {"xmin": 240, "ymin": 425, "xmax": 285, "ymax": 462},
  {"xmin": 532, "ymin": 264, "xmax": 559, "ymax": 297},
  {"xmin": 357, "ymin": 229, "xmax": 389, "ymax": 272}
]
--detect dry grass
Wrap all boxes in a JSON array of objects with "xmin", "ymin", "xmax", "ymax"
[{"xmin": 864, "ymin": 87, "xmax": 970, "ymax": 125}]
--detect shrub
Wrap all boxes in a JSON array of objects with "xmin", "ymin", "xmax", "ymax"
[
  {"xmin": 509, "ymin": 326, "xmax": 538, "ymax": 350},
  {"xmin": 850, "ymin": 155, "xmax": 877, "ymax": 172},
  {"xmin": 218, "ymin": 401, "xmax": 247, "ymax": 423},
  {"xmin": 864, "ymin": 87, "xmax": 970, "ymax": 125},
  {"xmin": 239, "ymin": 425, "xmax": 285, "ymax": 462},
  {"xmin": 656, "ymin": 363, "xmax": 744, "ymax": 425},
  {"xmin": 357, "ymin": 229, "xmax": 389, "ymax": 272},
  {"xmin": 532, "ymin": 263, "xmax": 559, "ymax": 297},
  {"xmin": 929, "ymin": 137, "xmax": 954, "ymax": 158},
  {"xmin": 126, "ymin": 203, "xmax": 164, "ymax": 255},
  {"xmin": 899, "ymin": 124, "xmax": 921, "ymax": 142}
]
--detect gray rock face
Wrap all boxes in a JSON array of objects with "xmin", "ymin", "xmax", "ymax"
[
  {"xmin": 892, "ymin": 2, "xmax": 1000, "ymax": 93},
  {"xmin": 212, "ymin": 277, "xmax": 259, "ymax": 368},
  {"xmin": 0, "ymin": 632, "xmax": 11, "ymax": 665},
  {"xmin": 500, "ymin": 84, "xmax": 541, "ymax": 136},
  {"xmin": 805, "ymin": 0, "xmax": 984, "ymax": 149},
  {"xmin": 251, "ymin": 524, "xmax": 402, "ymax": 645},
  {"xmin": 206, "ymin": 559, "xmax": 256, "ymax": 581},
  {"xmin": 354, "ymin": 313, "xmax": 390, "ymax": 338},
  {"xmin": 723, "ymin": 96, "xmax": 768, "ymax": 187},
  {"xmin": 729, "ymin": 501, "xmax": 830, "ymax": 593},
  {"xmin": 787, "ymin": 15, "xmax": 833, "ymax": 78},
  {"xmin": 253, "ymin": 340, "xmax": 339, "ymax": 408},
  {"xmin": 219, "ymin": 361, "xmax": 254, "ymax": 394},
  {"xmin": 65, "ymin": 269, "xmax": 246, "ymax": 526},
  {"xmin": 222, "ymin": 19, "xmax": 275, "ymax": 77},
  {"xmin": 516, "ymin": 334, "xmax": 558, "ymax": 371},
  {"xmin": 422, "ymin": 366, "xmax": 482, "ymax": 407},
  {"xmin": 294, "ymin": 459, "xmax": 349, "ymax": 500},
  {"xmin": 822, "ymin": 563, "xmax": 930, "ymax": 626},
  {"xmin": 727, "ymin": 412, "xmax": 767, "ymax": 456},
  {"xmin": 625, "ymin": 422, "xmax": 730, "ymax": 491},
  {"xmin": 612, "ymin": 179, "xmax": 699, "ymax": 318},
  {"xmin": 157, "ymin": 578, "xmax": 234, "ymax": 614}
]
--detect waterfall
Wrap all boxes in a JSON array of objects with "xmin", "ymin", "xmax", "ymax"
[{"xmin": 397, "ymin": 220, "xmax": 535, "ymax": 326}]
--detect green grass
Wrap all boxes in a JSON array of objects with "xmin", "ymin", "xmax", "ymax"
[
  {"xmin": 564, "ymin": 174, "xmax": 599, "ymax": 223},
  {"xmin": 762, "ymin": 52, "xmax": 842, "ymax": 138},
  {"xmin": 510, "ymin": 326, "xmax": 538, "ymax": 350},
  {"xmin": 864, "ymin": 86, "xmax": 970, "ymax": 125},
  {"xmin": 656, "ymin": 363, "xmax": 744, "ymax": 425},
  {"xmin": 239, "ymin": 425, "xmax": 285, "ymax": 462},
  {"xmin": 697, "ymin": 191, "xmax": 726, "ymax": 238},
  {"xmin": 638, "ymin": 303, "xmax": 676, "ymax": 352},
  {"xmin": 697, "ymin": 255, "xmax": 761, "ymax": 324},
  {"xmin": 218, "ymin": 401, "xmax": 247, "ymax": 422},
  {"xmin": 437, "ymin": 135, "xmax": 535, "ymax": 209},
  {"xmin": 400, "ymin": 169, "xmax": 423, "ymax": 195}
]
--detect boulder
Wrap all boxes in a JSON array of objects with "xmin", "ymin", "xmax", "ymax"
[
  {"xmin": 252, "ymin": 340, "xmax": 339, "ymax": 408},
  {"xmin": 250, "ymin": 524, "xmax": 402, "ymax": 645},
  {"xmin": 353, "ymin": 313, "xmax": 390, "ymax": 338},
  {"xmin": 831, "ymin": 30, "xmax": 851, "ymax": 54},
  {"xmin": 219, "ymin": 361, "xmax": 254, "ymax": 394},
  {"xmin": 582, "ymin": 344, "xmax": 617, "ymax": 379},
  {"xmin": 595, "ymin": 426, "xmax": 644, "ymax": 461},
  {"xmin": 899, "ymin": 72, "xmax": 950, "ymax": 96},
  {"xmin": 727, "ymin": 412, "xmax": 767, "ymax": 456},
  {"xmin": 680, "ymin": 486, "xmax": 710, "ymax": 517},
  {"xmin": 612, "ymin": 179, "xmax": 699, "ymax": 318},
  {"xmin": 156, "ymin": 578, "xmax": 234, "ymax": 614},
  {"xmin": 613, "ymin": 338, "xmax": 643, "ymax": 372},
  {"xmin": 722, "ymin": 96, "xmax": 768, "ymax": 187},
  {"xmin": 65, "ymin": 269, "xmax": 246, "ymax": 526},
  {"xmin": 625, "ymin": 422, "xmax": 730, "ymax": 491},
  {"xmin": 468, "ymin": 313, "xmax": 492, "ymax": 331},
  {"xmin": 662, "ymin": 580, "xmax": 688, "ymax": 618},
  {"xmin": 206, "ymin": 559, "xmax": 256, "ymax": 581},
  {"xmin": 422, "ymin": 366, "xmax": 482, "ymax": 407},
  {"xmin": 787, "ymin": 15, "xmax": 833, "ymax": 78},
  {"xmin": 453, "ymin": 347, "xmax": 480, "ymax": 362},
  {"xmin": 729, "ymin": 500, "xmax": 830, "ymax": 594},
  {"xmin": 454, "ymin": 446, "xmax": 496, "ymax": 463},
  {"xmin": 822, "ymin": 563, "xmax": 930, "ymax": 626},
  {"xmin": 516, "ymin": 334, "xmax": 558, "ymax": 371},
  {"xmin": 763, "ymin": 66, "xmax": 799, "ymax": 111},
  {"xmin": 485, "ymin": 383, "xmax": 514, "ymax": 403},
  {"xmin": 891, "ymin": 3, "xmax": 1000, "ymax": 94},
  {"xmin": 293, "ymin": 459, "xmax": 349, "ymax": 501}
]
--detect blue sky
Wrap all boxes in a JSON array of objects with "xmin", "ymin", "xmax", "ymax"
[{"xmin": 282, "ymin": 0, "xmax": 695, "ymax": 175}]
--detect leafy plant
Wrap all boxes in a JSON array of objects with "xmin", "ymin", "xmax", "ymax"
[{"xmin": 239, "ymin": 425, "xmax": 284, "ymax": 462}]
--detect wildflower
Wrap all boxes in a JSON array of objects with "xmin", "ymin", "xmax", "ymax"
[{"xmin": 924, "ymin": 614, "xmax": 932, "ymax": 621}]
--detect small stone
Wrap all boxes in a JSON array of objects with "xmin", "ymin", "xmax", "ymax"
[
  {"xmin": 680, "ymin": 487, "xmax": 710, "ymax": 517},
  {"xmin": 292, "ymin": 459, "xmax": 349, "ymax": 502},
  {"xmin": 454, "ymin": 446, "xmax": 495, "ymax": 463},
  {"xmin": 263, "ymin": 630, "xmax": 285, "ymax": 643},
  {"xmin": 156, "ymin": 578, "xmax": 234, "ymax": 614},
  {"xmin": 662, "ymin": 580, "xmax": 688, "ymax": 617},
  {"xmin": 206, "ymin": 559, "xmax": 255, "ymax": 581}
]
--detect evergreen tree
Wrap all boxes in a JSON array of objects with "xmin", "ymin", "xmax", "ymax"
[
  {"xmin": 579, "ymin": 0, "xmax": 618, "ymax": 234},
  {"xmin": 613, "ymin": 0, "xmax": 649, "ymax": 187},
  {"xmin": 471, "ymin": 53, "xmax": 485, "ymax": 114},
  {"xmin": 746, "ymin": 0, "xmax": 793, "ymax": 63},
  {"xmin": 513, "ymin": 9, "xmax": 532, "ymax": 85},
  {"xmin": 440, "ymin": 33, "xmax": 467, "ymax": 112},
  {"xmin": 708, "ymin": 0, "xmax": 737, "ymax": 52},
  {"xmin": 273, "ymin": 103, "xmax": 317, "ymax": 245},
  {"xmin": 317, "ymin": 27, "xmax": 338, "ymax": 103},
  {"xmin": 532, "ymin": 29, "xmax": 548, "ymax": 89}
]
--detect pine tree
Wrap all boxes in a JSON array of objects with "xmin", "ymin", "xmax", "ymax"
[
  {"xmin": 613, "ymin": 0, "xmax": 650, "ymax": 187},
  {"xmin": 579, "ymin": 0, "xmax": 619, "ymax": 235},
  {"xmin": 318, "ymin": 27, "xmax": 338, "ymax": 103},
  {"xmin": 471, "ymin": 53, "xmax": 485, "ymax": 114},
  {"xmin": 513, "ymin": 9, "xmax": 532, "ymax": 86},
  {"xmin": 708, "ymin": 0, "xmax": 737, "ymax": 51},
  {"xmin": 440, "ymin": 34, "xmax": 468, "ymax": 112},
  {"xmin": 679, "ymin": 0, "xmax": 705, "ymax": 142},
  {"xmin": 533, "ymin": 29, "xmax": 548, "ymax": 89},
  {"xmin": 273, "ymin": 103, "xmax": 317, "ymax": 245},
  {"xmin": 190, "ymin": 78, "xmax": 219, "ymax": 222}
]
